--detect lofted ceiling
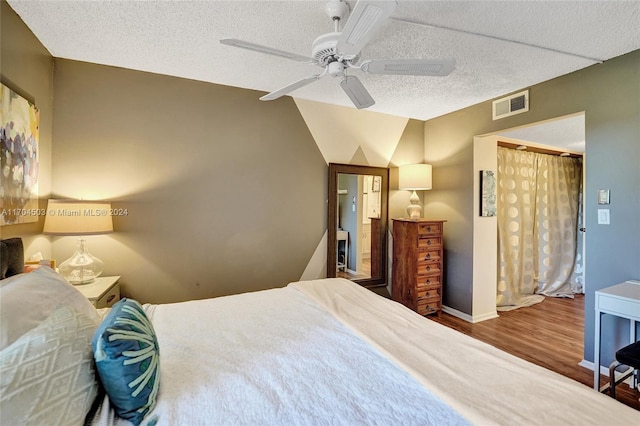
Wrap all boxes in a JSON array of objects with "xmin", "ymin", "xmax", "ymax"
[{"xmin": 7, "ymin": 0, "xmax": 640, "ymax": 121}]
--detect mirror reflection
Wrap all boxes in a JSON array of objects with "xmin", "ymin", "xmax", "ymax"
[
  {"xmin": 328, "ymin": 163, "xmax": 388, "ymax": 287},
  {"xmin": 336, "ymin": 174, "xmax": 381, "ymax": 280}
]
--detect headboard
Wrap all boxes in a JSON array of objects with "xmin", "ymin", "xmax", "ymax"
[{"xmin": 0, "ymin": 238, "xmax": 24, "ymax": 279}]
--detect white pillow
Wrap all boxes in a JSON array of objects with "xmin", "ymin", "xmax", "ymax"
[
  {"xmin": 0, "ymin": 304, "xmax": 100, "ymax": 425},
  {"xmin": 0, "ymin": 267, "xmax": 100, "ymax": 350}
]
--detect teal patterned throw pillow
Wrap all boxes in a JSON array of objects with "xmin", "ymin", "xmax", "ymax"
[{"xmin": 92, "ymin": 298, "xmax": 160, "ymax": 425}]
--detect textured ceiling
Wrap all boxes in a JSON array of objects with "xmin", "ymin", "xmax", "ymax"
[
  {"xmin": 7, "ymin": 0, "xmax": 640, "ymax": 120},
  {"xmin": 497, "ymin": 114, "xmax": 586, "ymax": 153}
]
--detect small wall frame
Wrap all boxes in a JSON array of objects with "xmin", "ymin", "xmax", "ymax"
[{"xmin": 480, "ymin": 170, "xmax": 497, "ymax": 217}]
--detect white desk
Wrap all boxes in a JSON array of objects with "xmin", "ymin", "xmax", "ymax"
[{"xmin": 593, "ymin": 279, "xmax": 640, "ymax": 391}]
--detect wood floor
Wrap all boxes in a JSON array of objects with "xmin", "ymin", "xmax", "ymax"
[
  {"xmin": 429, "ymin": 294, "xmax": 640, "ymax": 411},
  {"xmin": 337, "ymin": 257, "xmax": 371, "ymax": 280}
]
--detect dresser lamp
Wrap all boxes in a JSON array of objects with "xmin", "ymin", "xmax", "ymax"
[
  {"xmin": 43, "ymin": 199, "xmax": 113, "ymax": 285},
  {"xmin": 398, "ymin": 164, "xmax": 432, "ymax": 220}
]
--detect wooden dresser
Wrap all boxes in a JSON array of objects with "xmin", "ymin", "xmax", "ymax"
[{"xmin": 392, "ymin": 219, "xmax": 446, "ymax": 316}]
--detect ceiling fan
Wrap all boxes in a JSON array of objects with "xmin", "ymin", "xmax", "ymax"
[{"xmin": 220, "ymin": 0, "xmax": 455, "ymax": 109}]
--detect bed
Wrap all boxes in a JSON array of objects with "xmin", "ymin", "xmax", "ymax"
[{"xmin": 1, "ymin": 238, "xmax": 638, "ymax": 425}]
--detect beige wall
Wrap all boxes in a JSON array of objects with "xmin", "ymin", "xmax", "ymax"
[
  {"xmin": 2, "ymin": 0, "xmax": 438, "ymax": 305},
  {"xmin": 424, "ymin": 49, "xmax": 640, "ymax": 365},
  {"xmin": 0, "ymin": 1, "xmax": 53, "ymax": 256},
  {"xmin": 51, "ymin": 59, "xmax": 327, "ymax": 303}
]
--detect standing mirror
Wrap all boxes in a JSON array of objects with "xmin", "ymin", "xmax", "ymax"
[{"xmin": 327, "ymin": 163, "xmax": 389, "ymax": 287}]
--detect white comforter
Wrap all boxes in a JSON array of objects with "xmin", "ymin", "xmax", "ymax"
[
  {"xmin": 93, "ymin": 278, "xmax": 640, "ymax": 426},
  {"xmin": 293, "ymin": 279, "xmax": 640, "ymax": 425},
  {"xmin": 94, "ymin": 280, "xmax": 469, "ymax": 425}
]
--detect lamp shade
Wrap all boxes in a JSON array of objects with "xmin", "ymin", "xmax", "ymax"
[
  {"xmin": 398, "ymin": 164, "xmax": 432, "ymax": 190},
  {"xmin": 43, "ymin": 200, "xmax": 114, "ymax": 235}
]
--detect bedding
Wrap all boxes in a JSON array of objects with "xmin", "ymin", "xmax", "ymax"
[
  {"xmin": 1, "ymin": 240, "xmax": 103, "ymax": 425},
  {"xmin": 93, "ymin": 299, "xmax": 160, "ymax": 425},
  {"xmin": 0, "ymin": 266, "xmax": 101, "ymax": 350},
  {"xmin": 0, "ymin": 304, "xmax": 100, "ymax": 425},
  {"xmin": 92, "ymin": 283, "xmax": 470, "ymax": 426},
  {"xmin": 1, "ymin": 239, "xmax": 638, "ymax": 425},
  {"xmin": 89, "ymin": 278, "xmax": 639, "ymax": 426}
]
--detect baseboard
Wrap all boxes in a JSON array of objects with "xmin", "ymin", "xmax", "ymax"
[
  {"xmin": 441, "ymin": 306, "xmax": 499, "ymax": 323},
  {"xmin": 579, "ymin": 359, "xmax": 610, "ymax": 376},
  {"xmin": 441, "ymin": 305, "xmax": 473, "ymax": 322},
  {"xmin": 472, "ymin": 311, "xmax": 500, "ymax": 323}
]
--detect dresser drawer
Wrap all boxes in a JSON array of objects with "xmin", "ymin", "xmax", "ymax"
[
  {"xmin": 418, "ymin": 222, "xmax": 442, "ymax": 236},
  {"xmin": 417, "ymin": 249, "xmax": 441, "ymax": 262},
  {"xmin": 94, "ymin": 284, "xmax": 120, "ymax": 309},
  {"xmin": 417, "ymin": 261, "xmax": 442, "ymax": 276},
  {"xmin": 416, "ymin": 286, "xmax": 441, "ymax": 301},
  {"xmin": 417, "ymin": 275, "xmax": 441, "ymax": 288},
  {"xmin": 417, "ymin": 301, "xmax": 440, "ymax": 316},
  {"xmin": 417, "ymin": 236, "xmax": 441, "ymax": 249}
]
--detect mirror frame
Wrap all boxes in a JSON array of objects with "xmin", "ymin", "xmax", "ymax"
[{"xmin": 327, "ymin": 163, "xmax": 389, "ymax": 287}]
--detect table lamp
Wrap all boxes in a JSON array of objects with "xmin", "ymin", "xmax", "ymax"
[
  {"xmin": 398, "ymin": 164, "xmax": 432, "ymax": 219},
  {"xmin": 43, "ymin": 199, "xmax": 113, "ymax": 284}
]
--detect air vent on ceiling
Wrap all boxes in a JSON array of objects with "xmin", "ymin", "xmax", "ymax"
[{"xmin": 492, "ymin": 90, "xmax": 529, "ymax": 120}]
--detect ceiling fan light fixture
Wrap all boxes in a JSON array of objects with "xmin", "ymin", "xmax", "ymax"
[
  {"xmin": 328, "ymin": 61, "xmax": 345, "ymax": 77},
  {"xmin": 221, "ymin": 0, "xmax": 452, "ymax": 110}
]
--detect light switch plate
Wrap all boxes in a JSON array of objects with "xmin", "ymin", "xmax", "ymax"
[{"xmin": 597, "ymin": 209, "xmax": 610, "ymax": 225}]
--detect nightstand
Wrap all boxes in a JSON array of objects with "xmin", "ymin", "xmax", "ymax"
[{"xmin": 76, "ymin": 276, "xmax": 121, "ymax": 308}]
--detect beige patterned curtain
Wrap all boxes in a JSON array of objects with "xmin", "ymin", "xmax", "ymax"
[{"xmin": 496, "ymin": 147, "xmax": 582, "ymax": 311}]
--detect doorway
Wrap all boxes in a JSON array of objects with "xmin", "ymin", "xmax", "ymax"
[{"xmin": 471, "ymin": 112, "xmax": 586, "ymax": 321}]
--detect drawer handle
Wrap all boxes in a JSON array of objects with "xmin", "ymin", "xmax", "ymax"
[
  {"xmin": 106, "ymin": 294, "xmax": 116, "ymax": 304},
  {"xmin": 425, "ymin": 253, "xmax": 431, "ymax": 260},
  {"xmin": 427, "ymin": 240, "xmax": 432, "ymax": 246},
  {"xmin": 426, "ymin": 226, "xmax": 432, "ymax": 232},
  {"xmin": 426, "ymin": 265, "xmax": 431, "ymax": 271}
]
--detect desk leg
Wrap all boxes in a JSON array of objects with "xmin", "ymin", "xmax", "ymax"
[
  {"xmin": 594, "ymin": 311, "xmax": 601, "ymax": 391},
  {"xmin": 631, "ymin": 320, "xmax": 638, "ymax": 389}
]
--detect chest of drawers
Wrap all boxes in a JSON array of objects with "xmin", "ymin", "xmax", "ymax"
[{"xmin": 392, "ymin": 219, "xmax": 446, "ymax": 316}]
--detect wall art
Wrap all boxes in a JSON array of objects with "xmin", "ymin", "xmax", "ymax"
[
  {"xmin": 1, "ymin": 83, "xmax": 40, "ymax": 225},
  {"xmin": 480, "ymin": 170, "xmax": 497, "ymax": 217}
]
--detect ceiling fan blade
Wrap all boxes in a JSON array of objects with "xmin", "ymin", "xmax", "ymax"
[
  {"xmin": 340, "ymin": 76, "xmax": 375, "ymax": 109},
  {"xmin": 220, "ymin": 39, "xmax": 313, "ymax": 63},
  {"xmin": 260, "ymin": 75, "xmax": 322, "ymax": 101},
  {"xmin": 361, "ymin": 58, "xmax": 455, "ymax": 76},
  {"xmin": 336, "ymin": 0, "xmax": 398, "ymax": 58}
]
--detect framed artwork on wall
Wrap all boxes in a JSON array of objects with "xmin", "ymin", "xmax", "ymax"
[
  {"xmin": 480, "ymin": 170, "xmax": 497, "ymax": 217},
  {"xmin": 0, "ymin": 83, "xmax": 40, "ymax": 226}
]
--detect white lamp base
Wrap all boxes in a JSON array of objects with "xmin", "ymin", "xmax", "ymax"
[{"xmin": 406, "ymin": 190, "xmax": 422, "ymax": 220}]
